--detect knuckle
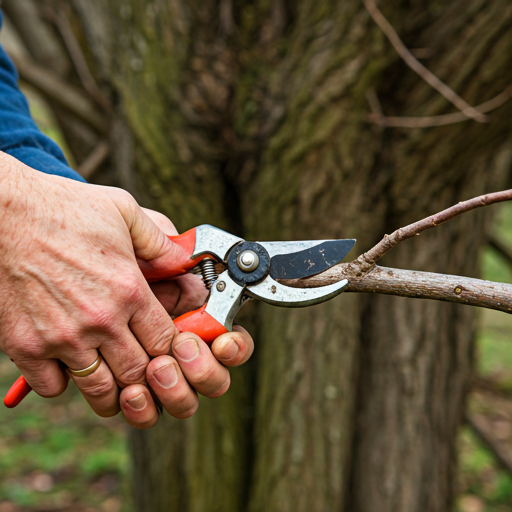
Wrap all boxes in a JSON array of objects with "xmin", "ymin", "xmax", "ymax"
[
  {"xmin": 116, "ymin": 359, "xmax": 149, "ymax": 387},
  {"xmin": 80, "ymin": 377, "xmax": 115, "ymax": 399},
  {"xmin": 112, "ymin": 188, "xmax": 137, "ymax": 208},
  {"xmin": 82, "ymin": 305, "xmax": 118, "ymax": 334},
  {"xmin": 36, "ymin": 379, "xmax": 68, "ymax": 398},
  {"xmin": 14, "ymin": 340, "xmax": 45, "ymax": 360},
  {"xmin": 117, "ymin": 273, "xmax": 144, "ymax": 305},
  {"xmin": 146, "ymin": 325, "xmax": 178, "ymax": 356}
]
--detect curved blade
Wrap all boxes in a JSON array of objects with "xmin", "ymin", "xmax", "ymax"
[
  {"xmin": 246, "ymin": 275, "xmax": 349, "ymax": 307},
  {"xmin": 261, "ymin": 239, "xmax": 355, "ymax": 280}
]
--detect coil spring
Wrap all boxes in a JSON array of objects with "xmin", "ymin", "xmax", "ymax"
[{"xmin": 194, "ymin": 258, "xmax": 218, "ymax": 289}]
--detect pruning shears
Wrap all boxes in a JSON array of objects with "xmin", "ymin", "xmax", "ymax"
[{"xmin": 4, "ymin": 225, "xmax": 355, "ymax": 408}]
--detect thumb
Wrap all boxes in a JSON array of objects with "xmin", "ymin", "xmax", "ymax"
[{"xmin": 110, "ymin": 191, "xmax": 188, "ymax": 279}]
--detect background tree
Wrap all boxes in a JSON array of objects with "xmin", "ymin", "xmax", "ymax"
[{"xmin": 3, "ymin": 1, "xmax": 512, "ymax": 511}]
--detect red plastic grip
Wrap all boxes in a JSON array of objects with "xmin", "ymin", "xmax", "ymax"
[
  {"xmin": 4, "ymin": 375, "xmax": 32, "ymax": 408},
  {"xmin": 174, "ymin": 305, "xmax": 228, "ymax": 343}
]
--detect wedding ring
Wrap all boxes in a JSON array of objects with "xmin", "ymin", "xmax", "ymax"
[{"xmin": 67, "ymin": 354, "xmax": 103, "ymax": 377}]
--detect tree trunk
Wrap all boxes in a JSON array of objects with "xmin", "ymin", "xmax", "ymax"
[{"xmin": 31, "ymin": 1, "xmax": 512, "ymax": 510}]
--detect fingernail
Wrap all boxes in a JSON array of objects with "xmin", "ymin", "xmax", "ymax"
[
  {"xmin": 216, "ymin": 338, "xmax": 239, "ymax": 361},
  {"xmin": 154, "ymin": 364, "xmax": 178, "ymax": 388},
  {"xmin": 127, "ymin": 393, "xmax": 147, "ymax": 410},
  {"xmin": 174, "ymin": 339, "xmax": 199, "ymax": 362}
]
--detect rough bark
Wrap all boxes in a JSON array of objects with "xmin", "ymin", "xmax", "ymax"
[{"xmin": 13, "ymin": 1, "xmax": 512, "ymax": 511}]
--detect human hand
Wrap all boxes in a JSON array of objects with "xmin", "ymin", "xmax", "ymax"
[
  {"xmin": 0, "ymin": 152, "xmax": 253, "ymax": 428},
  {"xmin": 117, "ymin": 209, "xmax": 254, "ymax": 426}
]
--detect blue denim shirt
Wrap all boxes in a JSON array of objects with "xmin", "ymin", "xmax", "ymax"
[{"xmin": 0, "ymin": 10, "xmax": 85, "ymax": 182}]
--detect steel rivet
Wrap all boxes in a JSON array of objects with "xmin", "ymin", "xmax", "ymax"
[
  {"xmin": 237, "ymin": 250, "xmax": 260, "ymax": 272},
  {"xmin": 216, "ymin": 281, "xmax": 226, "ymax": 292}
]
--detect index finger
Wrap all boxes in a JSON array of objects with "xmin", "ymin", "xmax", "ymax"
[{"xmin": 210, "ymin": 326, "xmax": 254, "ymax": 367}]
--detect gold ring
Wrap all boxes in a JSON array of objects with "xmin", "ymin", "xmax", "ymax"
[{"xmin": 67, "ymin": 355, "xmax": 103, "ymax": 377}]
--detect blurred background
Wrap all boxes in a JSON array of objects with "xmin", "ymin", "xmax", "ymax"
[{"xmin": 1, "ymin": 1, "xmax": 512, "ymax": 512}]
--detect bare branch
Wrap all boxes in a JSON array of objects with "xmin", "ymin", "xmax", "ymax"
[
  {"xmin": 8, "ymin": 53, "xmax": 107, "ymax": 134},
  {"xmin": 368, "ymin": 84, "xmax": 512, "ymax": 128},
  {"xmin": 76, "ymin": 140, "xmax": 110, "ymax": 180},
  {"xmin": 52, "ymin": 8, "xmax": 112, "ymax": 111},
  {"xmin": 2, "ymin": 0, "xmax": 70, "ymax": 75},
  {"xmin": 363, "ymin": 0, "xmax": 487, "ymax": 122},
  {"xmin": 488, "ymin": 234, "xmax": 512, "ymax": 268},
  {"xmin": 356, "ymin": 190, "xmax": 512, "ymax": 271},
  {"xmin": 281, "ymin": 190, "xmax": 512, "ymax": 314},
  {"xmin": 467, "ymin": 414, "xmax": 512, "ymax": 474}
]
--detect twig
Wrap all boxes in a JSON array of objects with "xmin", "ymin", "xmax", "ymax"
[
  {"xmin": 76, "ymin": 140, "xmax": 110, "ymax": 180},
  {"xmin": 2, "ymin": 0, "xmax": 70, "ymax": 75},
  {"xmin": 52, "ymin": 8, "xmax": 111, "ymax": 111},
  {"xmin": 8, "ymin": 52, "xmax": 107, "ymax": 134},
  {"xmin": 466, "ymin": 413, "xmax": 512, "ymax": 474},
  {"xmin": 368, "ymin": 84, "xmax": 512, "ymax": 128},
  {"xmin": 356, "ymin": 190, "xmax": 512, "ymax": 271},
  {"xmin": 282, "ymin": 190, "xmax": 512, "ymax": 315},
  {"xmin": 363, "ymin": 0, "xmax": 487, "ymax": 122},
  {"xmin": 488, "ymin": 234, "xmax": 512, "ymax": 268}
]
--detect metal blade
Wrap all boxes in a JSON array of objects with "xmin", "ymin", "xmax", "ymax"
[
  {"xmin": 261, "ymin": 239, "xmax": 355, "ymax": 280},
  {"xmin": 246, "ymin": 275, "xmax": 349, "ymax": 307}
]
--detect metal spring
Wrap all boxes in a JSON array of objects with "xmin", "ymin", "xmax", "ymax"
[{"xmin": 196, "ymin": 258, "xmax": 218, "ymax": 289}]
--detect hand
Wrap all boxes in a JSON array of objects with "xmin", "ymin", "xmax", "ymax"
[
  {"xmin": 118, "ymin": 209, "xmax": 254, "ymax": 427},
  {"xmin": 0, "ymin": 152, "xmax": 252, "ymax": 428}
]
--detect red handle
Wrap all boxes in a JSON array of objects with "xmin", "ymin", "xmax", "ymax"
[
  {"xmin": 173, "ymin": 304, "xmax": 228, "ymax": 343},
  {"xmin": 4, "ymin": 375, "xmax": 32, "ymax": 408}
]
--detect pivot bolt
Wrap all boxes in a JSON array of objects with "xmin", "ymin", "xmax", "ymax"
[{"xmin": 237, "ymin": 250, "xmax": 259, "ymax": 273}]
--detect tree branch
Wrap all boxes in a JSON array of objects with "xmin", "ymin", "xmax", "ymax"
[
  {"xmin": 51, "ymin": 8, "xmax": 112, "ymax": 111},
  {"xmin": 466, "ymin": 413, "xmax": 512, "ymax": 475},
  {"xmin": 289, "ymin": 264, "xmax": 512, "ymax": 314},
  {"xmin": 368, "ymin": 84, "xmax": 512, "ymax": 128},
  {"xmin": 357, "ymin": 190, "xmax": 512, "ymax": 271},
  {"xmin": 76, "ymin": 140, "xmax": 110, "ymax": 180},
  {"xmin": 283, "ymin": 190, "xmax": 512, "ymax": 314},
  {"xmin": 488, "ymin": 234, "xmax": 512, "ymax": 268},
  {"xmin": 8, "ymin": 53, "xmax": 107, "ymax": 134},
  {"xmin": 363, "ymin": 0, "xmax": 488, "ymax": 122}
]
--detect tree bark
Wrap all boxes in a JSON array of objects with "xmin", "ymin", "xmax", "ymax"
[{"xmin": 20, "ymin": 1, "xmax": 512, "ymax": 511}]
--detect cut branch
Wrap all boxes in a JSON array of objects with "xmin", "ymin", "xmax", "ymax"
[
  {"xmin": 8, "ymin": 53, "xmax": 107, "ymax": 134},
  {"xmin": 363, "ymin": 0, "xmax": 487, "ymax": 122}
]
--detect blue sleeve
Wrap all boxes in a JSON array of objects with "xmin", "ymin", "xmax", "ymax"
[{"xmin": 0, "ymin": 10, "xmax": 85, "ymax": 182}]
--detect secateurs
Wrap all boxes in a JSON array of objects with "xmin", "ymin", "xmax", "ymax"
[{"xmin": 4, "ymin": 225, "xmax": 356, "ymax": 408}]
